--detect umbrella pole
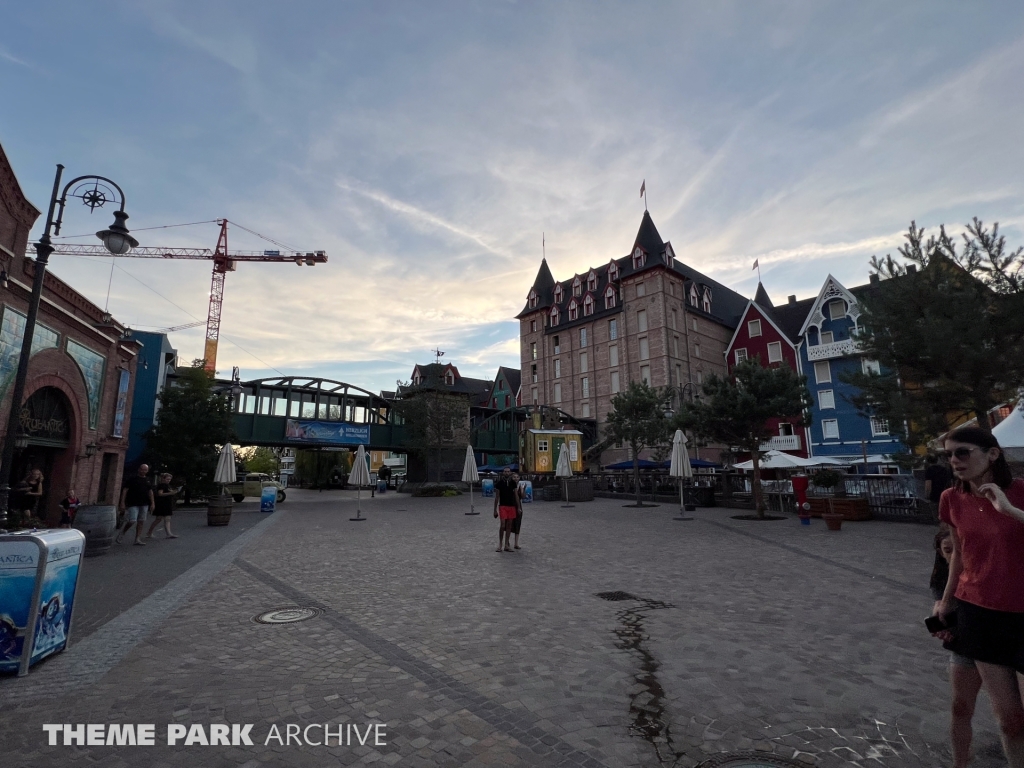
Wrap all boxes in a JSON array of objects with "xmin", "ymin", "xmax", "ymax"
[
  {"xmin": 350, "ymin": 484, "xmax": 365, "ymax": 521},
  {"xmin": 466, "ymin": 482, "xmax": 479, "ymax": 515},
  {"xmin": 673, "ymin": 476, "xmax": 694, "ymax": 521},
  {"xmin": 561, "ymin": 479, "xmax": 573, "ymax": 508}
]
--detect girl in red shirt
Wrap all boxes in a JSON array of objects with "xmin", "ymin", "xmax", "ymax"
[{"xmin": 935, "ymin": 426, "xmax": 1024, "ymax": 767}]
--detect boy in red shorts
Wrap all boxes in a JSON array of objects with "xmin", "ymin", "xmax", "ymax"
[{"xmin": 494, "ymin": 467, "xmax": 519, "ymax": 552}]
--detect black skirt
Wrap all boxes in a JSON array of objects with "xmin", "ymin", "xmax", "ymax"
[
  {"xmin": 511, "ymin": 509, "xmax": 523, "ymax": 534},
  {"xmin": 945, "ymin": 600, "xmax": 1024, "ymax": 672}
]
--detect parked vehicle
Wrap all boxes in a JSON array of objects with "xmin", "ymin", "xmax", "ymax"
[{"xmin": 226, "ymin": 473, "xmax": 286, "ymax": 503}]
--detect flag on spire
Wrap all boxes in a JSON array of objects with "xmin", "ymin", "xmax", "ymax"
[
  {"xmin": 752, "ymin": 259, "xmax": 759, "ymax": 271},
  {"xmin": 640, "ymin": 179, "xmax": 646, "ymax": 198}
]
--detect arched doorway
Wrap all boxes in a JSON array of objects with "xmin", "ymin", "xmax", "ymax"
[{"xmin": 12, "ymin": 387, "xmax": 73, "ymax": 522}]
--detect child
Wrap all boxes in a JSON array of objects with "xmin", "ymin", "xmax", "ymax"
[{"xmin": 58, "ymin": 489, "xmax": 81, "ymax": 528}]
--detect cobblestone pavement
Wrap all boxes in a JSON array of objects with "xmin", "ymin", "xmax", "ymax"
[{"xmin": 0, "ymin": 493, "xmax": 1005, "ymax": 767}]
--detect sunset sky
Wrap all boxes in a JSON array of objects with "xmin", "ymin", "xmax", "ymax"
[{"xmin": 2, "ymin": 2, "xmax": 1023, "ymax": 393}]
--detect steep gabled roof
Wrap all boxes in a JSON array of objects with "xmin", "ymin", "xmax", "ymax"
[
  {"xmin": 632, "ymin": 210, "xmax": 665, "ymax": 257},
  {"xmin": 769, "ymin": 297, "xmax": 816, "ymax": 342},
  {"xmin": 753, "ymin": 282, "xmax": 774, "ymax": 310},
  {"xmin": 517, "ymin": 259, "xmax": 556, "ymax": 318}
]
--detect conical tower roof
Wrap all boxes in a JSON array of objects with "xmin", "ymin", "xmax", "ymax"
[
  {"xmin": 753, "ymin": 282, "xmax": 774, "ymax": 309},
  {"xmin": 632, "ymin": 210, "xmax": 664, "ymax": 256},
  {"xmin": 517, "ymin": 258, "xmax": 557, "ymax": 318}
]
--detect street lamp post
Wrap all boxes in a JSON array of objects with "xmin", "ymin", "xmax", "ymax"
[{"xmin": 0, "ymin": 165, "xmax": 136, "ymax": 531}]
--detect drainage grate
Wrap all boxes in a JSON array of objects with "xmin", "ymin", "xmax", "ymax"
[
  {"xmin": 252, "ymin": 607, "xmax": 323, "ymax": 625},
  {"xmin": 595, "ymin": 591, "xmax": 637, "ymax": 602},
  {"xmin": 695, "ymin": 752, "xmax": 806, "ymax": 768}
]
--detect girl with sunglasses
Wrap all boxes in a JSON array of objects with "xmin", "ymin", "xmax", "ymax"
[{"xmin": 934, "ymin": 426, "xmax": 1024, "ymax": 766}]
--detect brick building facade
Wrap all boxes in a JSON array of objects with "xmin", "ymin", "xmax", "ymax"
[
  {"xmin": 0, "ymin": 143, "xmax": 141, "ymax": 522},
  {"xmin": 517, "ymin": 212, "xmax": 748, "ymax": 466}
]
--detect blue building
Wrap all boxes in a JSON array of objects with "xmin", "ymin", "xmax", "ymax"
[
  {"xmin": 126, "ymin": 331, "xmax": 178, "ymax": 467},
  {"xmin": 796, "ymin": 275, "xmax": 905, "ymax": 469}
]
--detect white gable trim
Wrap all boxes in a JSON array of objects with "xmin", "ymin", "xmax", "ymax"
[
  {"xmin": 798, "ymin": 274, "xmax": 861, "ymax": 337},
  {"xmin": 724, "ymin": 301, "xmax": 797, "ymax": 358}
]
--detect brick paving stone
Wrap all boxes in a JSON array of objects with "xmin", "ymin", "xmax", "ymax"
[{"xmin": 0, "ymin": 493, "xmax": 1004, "ymax": 766}]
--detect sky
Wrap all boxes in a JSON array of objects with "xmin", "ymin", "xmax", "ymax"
[{"xmin": 2, "ymin": 2, "xmax": 1023, "ymax": 394}]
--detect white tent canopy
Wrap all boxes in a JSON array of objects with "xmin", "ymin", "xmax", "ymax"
[
  {"xmin": 732, "ymin": 451, "xmax": 847, "ymax": 471},
  {"xmin": 994, "ymin": 404, "xmax": 1024, "ymax": 461}
]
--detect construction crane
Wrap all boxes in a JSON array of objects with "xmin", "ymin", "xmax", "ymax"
[
  {"xmin": 151, "ymin": 320, "xmax": 206, "ymax": 334},
  {"xmin": 42, "ymin": 219, "xmax": 327, "ymax": 374}
]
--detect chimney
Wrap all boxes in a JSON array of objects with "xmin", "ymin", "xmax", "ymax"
[
  {"xmin": 869, "ymin": 273, "xmax": 879, "ymax": 285},
  {"xmin": 906, "ymin": 264, "xmax": 918, "ymax": 274},
  {"xmin": 787, "ymin": 295, "xmax": 796, "ymax": 305}
]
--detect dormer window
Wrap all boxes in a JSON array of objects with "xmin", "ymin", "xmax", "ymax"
[
  {"xmin": 413, "ymin": 373, "xmax": 422, "ymax": 385},
  {"xmin": 664, "ymin": 244, "xmax": 675, "ymax": 269},
  {"xmin": 527, "ymin": 289, "xmax": 538, "ymax": 309},
  {"xmin": 608, "ymin": 260, "xmax": 619, "ymax": 281},
  {"xmin": 444, "ymin": 369, "xmax": 455, "ymax": 386},
  {"xmin": 702, "ymin": 287, "xmax": 712, "ymax": 313},
  {"xmin": 553, "ymin": 284, "xmax": 564, "ymax": 303},
  {"xmin": 633, "ymin": 247, "xmax": 645, "ymax": 269},
  {"xmin": 583, "ymin": 295, "xmax": 594, "ymax": 316},
  {"xmin": 568, "ymin": 298, "xmax": 579, "ymax": 321},
  {"xmin": 572, "ymin": 276, "xmax": 582, "ymax": 297},
  {"xmin": 587, "ymin": 270, "xmax": 598, "ymax": 292},
  {"xmin": 689, "ymin": 284, "xmax": 699, "ymax": 307},
  {"xmin": 604, "ymin": 285, "xmax": 616, "ymax": 309},
  {"xmin": 550, "ymin": 305, "xmax": 560, "ymax": 325}
]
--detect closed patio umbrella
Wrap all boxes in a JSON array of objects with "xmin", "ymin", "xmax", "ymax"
[
  {"xmin": 555, "ymin": 443, "xmax": 573, "ymax": 508},
  {"xmin": 462, "ymin": 445, "xmax": 480, "ymax": 515},
  {"xmin": 214, "ymin": 443, "xmax": 237, "ymax": 489},
  {"xmin": 349, "ymin": 444, "xmax": 371, "ymax": 521},
  {"xmin": 668, "ymin": 430, "xmax": 694, "ymax": 519}
]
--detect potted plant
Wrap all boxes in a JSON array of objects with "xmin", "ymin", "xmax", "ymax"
[{"xmin": 811, "ymin": 468, "xmax": 844, "ymax": 531}]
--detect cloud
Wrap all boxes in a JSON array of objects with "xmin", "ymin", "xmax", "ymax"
[{"xmin": 0, "ymin": 45, "xmax": 37, "ymax": 71}]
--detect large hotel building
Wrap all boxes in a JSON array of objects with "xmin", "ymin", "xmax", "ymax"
[{"xmin": 517, "ymin": 212, "xmax": 748, "ymax": 466}]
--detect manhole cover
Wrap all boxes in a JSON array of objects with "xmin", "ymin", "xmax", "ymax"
[
  {"xmin": 595, "ymin": 591, "xmax": 637, "ymax": 602},
  {"xmin": 252, "ymin": 607, "xmax": 323, "ymax": 625},
  {"xmin": 695, "ymin": 752, "xmax": 805, "ymax": 768}
]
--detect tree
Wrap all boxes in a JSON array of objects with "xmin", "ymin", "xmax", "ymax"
[
  {"xmin": 293, "ymin": 449, "xmax": 350, "ymax": 487},
  {"xmin": 394, "ymin": 390, "xmax": 470, "ymax": 482},
  {"xmin": 605, "ymin": 382, "xmax": 671, "ymax": 507},
  {"xmin": 239, "ymin": 446, "xmax": 279, "ymax": 475},
  {"xmin": 682, "ymin": 359, "xmax": 812, "ymax": 517},
  {"xmin": 144, "ymin": 362, "xmax": 233, "ymax": 500},
  {"xmin": 847, "ymin": 219, "xmax": 1024, "ymax": 444}
]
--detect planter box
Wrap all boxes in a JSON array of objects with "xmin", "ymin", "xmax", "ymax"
[{"xmin": 808, "ymin": 496, "xmax": 871, "ymax": 521}]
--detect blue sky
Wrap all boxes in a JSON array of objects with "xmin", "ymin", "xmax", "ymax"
[{"xmin": 2, "ymin": 2, "xmax": 1023, "ymax": 394}]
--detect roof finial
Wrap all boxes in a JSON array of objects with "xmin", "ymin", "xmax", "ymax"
[{"xmin": 433, "ymin": 347, "xmax": 444, "ymax": 365}]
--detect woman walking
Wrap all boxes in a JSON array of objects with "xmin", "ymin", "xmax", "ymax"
[
  {"xmin": 934, "ymin": 426, "xmax": 1024, "ymax": 767},
  {"xmin": 146, "ymin": 473, "xmax": 180, "ymax": 539}
]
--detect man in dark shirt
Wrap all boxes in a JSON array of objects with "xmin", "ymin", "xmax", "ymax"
[
  {"xmin": 493, "ymin": 467, "xmax": 519, "ymax": 552},
  {"xmin": 116, "ymin": 464, "xmax": 155, "ymax": 546},
  {"xmin": 924, "ymin": 454, "xmax": 953, "ymax": 505}
]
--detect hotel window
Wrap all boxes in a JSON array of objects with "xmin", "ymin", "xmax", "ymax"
[
  {"xmin": 670, "ymin": 308, "xmax": 677, "ymax": 329},
  {"xmin": 580, "ymin": 352, "xmax": 588, "ymax": 372},
  {"xmin": 696, "ymin": 370, "xmax": 704, "ymax": 384},
  {"xmin": 580, "ymin": 327, "xmax": 587, "ymax": 347},
  {"xmin": 689, "ymin": 285, "xmax": 699, "ymax": 306},
  {"xmin": 568, "ymin": 299, "xmax": 579, "ymax": 321},
  {"xmin": 822, "ymin": 419, "xmax": 840, "ymax": 439},
  {"xmin": 444, "ymin": 370, "xmax": 454, "ymax": 385},
  {"xmin": 640, "ymin": 365, "xmax": 651, "ymax": 385},
  {"xmin": 814, "ymin": 360, "xmax": 831, "ymax": 384},
  {"xmin": 554, "ymin": 284, "xmax": 563, "ymax": 303},
  {"xmin": 767, "ymin": 341, "xmax": 783, "ymax": 363},
  {"xmin": 609, "ymin": 319, "xmax": 618, "ymax": 340},
  {"xmin": 554, "ymin": 359, "xmax": 561, "ymax": 378},
  {"xmin": 550, "ymin": 306, "xmax": 559, "ymax": 326},
  {"xmin": 604, "ymin": 286, "xmax": 616, "ymax": 309},
  {"xmin": 554, "ymin": 382, "xmax": 562, "ymax": 402},
  {"xmin": 779, "ymin": 423, "xmax": 794, "ymax": 436},
  {"xmin": 702, "ymin": 288, "xmax": 712, "ymax": 313},
  {"xmin": 819, "ymin": 330, "xmax": 834, "ymax": 344},
  {"xmin": 530, "ymin": 342, "xmax": 537, "ymax": 360},
  {"xmin": 608, "ymin": 261, "xmax": 619, "ymax": 281},
  {"xmin": 530, "ymin": 320, "xmax": 537, "ymax": 333},
  {"xmin": 553, "ymin": 335, "xmax": 560, "ymax": 353},
  {"xmin": 862, "ymin": 358, "xmax": 881, "ymax": 375},
  {"xmin": 528, "ymin": 289, "xmax": 538, "ymax": 308},
  {"xmin": 829, "ymin": 300, "xmax": 846, "ymax": 320},
  {"xmin": 675, "ymin": 364, "xmax": 682, "ymax": 385},
  {"xmin": 694, "ymin": 343, "xmax": 701, "ymax": 359},
  {"xmin": 633, "ymin": 247, "xmax": 645, "ymax": 268},
  {"xmin": 668, "ymin": 282, "xmax": 675, "ymax": 297},
  {"xmin": 748, "ymin": 319, "xmax": 762, "ymax": 337},
  {"xmin": 609, "ymin": 344, "xmax": 618, "ymax": 366},
  {"xmin": 532, "ymin": 387, "xmax": 538, "ymax": 404},
  {"xmin": 587, "ymin": 271, "xmax": 598, "ymax": 291},
  {"xmin": 572, "ymin": 276, "xmax": 582, "ymax": 296},
  {"xmin": 639, "ymin": 337, "xmax": 649, "ymax": 360},
  {"xmin": 637, "ymin": 309, "xmax": 647, "ymax": 332},
  {"xmin": 636, "ymin": 282, "xmax": 646, "ymax": 298},
  {"xmin": 583, "ymin": 295, "xmax": 594, "ymax": 316},
  {"xmin": 692, "ymin": 317, "xmax": 698, "ymax": 331},
  {"xmin": 538, "ymin": 439, "xmax": 549, "ymax": 452},
  {"xmin": 673, "ymin": 335, "xmax": 679, "ymax": 358},
  {"xmin": 582, "ymin": 401, "xmax": 590, "ymax": 417},
  {"xmin": 735, "ymin": 348, "xmax": 748, "ymax": 364},
  {"xmin": 611, "ymin": 370, "xmax": 620, "ymax": 393},
  {"xmin": 531, "ymin": 364, "xmax": 537, "ymax": 383},
  {"xmin": 819, "ymin": 389, "xmax": 835, "ymax": 409},
  {"xmin": 870, "ymin": 416, "xmax": 890, "ymax": 435},
  {"xmin": 581, "ymin": 377, "xmax": 589, "ymax": 397}
]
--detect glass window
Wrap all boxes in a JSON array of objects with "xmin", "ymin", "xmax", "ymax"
[
  {"xmin": 862, "ymin": 358, "xmax": 881, "ymax": 375},
  {"xmin": 554, "ymin": 359, "xmax": 561, "ymax": 378},
  {"xmin": 609, "ymin": 344, "xmax": 618, "ymax": 367},
  {"xmin": 829, "ymin": 300, "xmax": 846, "ymax": 320},
  {"xmin": 581, "ymin": 377, "xmax": 589, "ymax": 397},
  {"xmin": 611, "ymin": 371, "xmax": 620, "ymax": 393},
  {"xmin": 636, "ymin": 282, "xmax": 646, "ymax": 297},
  {"xmin": 822, "ymin": 419, "xmax": 840, "ymax": 439},
  {"xmin": 767, "ymin": 341, "xmax": 783, "ymax": 363},
  {"xmin": 553, "ymin": 335, "xmax": 560, "ymax": 353},
  {"xmin": 582, "ymin": 401, "xmax": 590, "ymax": 417},
  {"xmin": 673, "ymin": 335, "xmax": 679, "ymax": 358},
  {"xmin": 814, "ymin": 361, "xmax": 831, "ymax": 383},
  {"xmin": 820, "ymin": 330, "xmax": 834, "ymax": 344},
  {"xmin": 538, "ymin": 439, "xmax": 548, "ymax": 451},
  {"xmin": 609, "ymin": 319, "xmax": 618, "ymax": 340},
  {"xmin": 530, "ymin": 320, "xmax": 537, "ymax": 332},
  {"xmin": 554, "ymin": 382, "xmax": 561, "ymax": 403},
  {"xmin": 734, "ymin": 348, "xmax": 747, "ymax": 364},
  {"xmin": 531, "ymin": 363, "xmax": 537, "ymax": 383},
  {"xmin": 530, "ymin": 342, "xmax": 537, "ymax": 360},
  {"xmin": 696, "ymin": 370, "xmax": 703, "ymax": 384},
  {"xmin": 580, "ymin": 352, "xmax": 588, "ymax": 372},
  {"xmin": 670, "ymin": 308, "xmax": 677, "ymax": 329},
  {"xmin": 819, "ymin": 390, "xmax": 835, "ymax": 409},
  {"xmin": 532, "ymin": 387, "xmax": 538, "ymax": 404},
  {"xmin": 694, "ymin": 343, "xmax": 701, "ymax": 359},
  {"xmin": 871, "ymin": 417, "xmax": 890, "ymax": 435},
  {"xmin": 580, "ymin": 328, "xmax": 587, "ymax": 347},
  {"xmin": 640, "ymin": 365, "xmax": 651, "ymax": 385},
  {"xmin": 748, "ymin": 319, "xmax": 762, "ymax": 337},
  {"xmin": 639, "ymin": 338, "xmax": 649, "ymax": 360},
  {"xmin": 637, "ymin": 310, "xmax": 647, "ymax": 332}
]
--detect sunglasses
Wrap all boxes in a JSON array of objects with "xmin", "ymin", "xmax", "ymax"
[{"xmin": 940, "ymin": 447, "xmax": 981, "ymax": 461}]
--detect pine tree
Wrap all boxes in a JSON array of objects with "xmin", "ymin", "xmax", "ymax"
[{"xmin": 606, "ymin": 382, "xmax": 671, "ymax": 507}]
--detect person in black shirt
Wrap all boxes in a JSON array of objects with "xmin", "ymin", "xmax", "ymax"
[
  {"xmin": 493, "ymin": 467, "xmax": 519, "ymax": 552},
  {"xmin": 925, "ymin": 454, "xmax": 953, "ymax": 506},
  {"xmin": 116, "ymin": 464, "xmax": 155, "ymax": 546},
  {"xmin": 145, "ymin": 473, "xmax": 180, "ymax": 539}
]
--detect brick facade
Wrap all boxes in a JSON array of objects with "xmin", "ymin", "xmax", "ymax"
[{"xmin": 0, "ymin": 144, "xmax": 141, "ymax": 522}]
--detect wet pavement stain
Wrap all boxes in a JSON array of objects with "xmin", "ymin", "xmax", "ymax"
[{"xmin": 599, "ymin": 593, "xmax": 685, "ymax": 766}]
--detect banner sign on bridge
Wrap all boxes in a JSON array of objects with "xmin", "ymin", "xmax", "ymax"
[{"xmin": 284, "ymin": 419, "xmax": 370, "ymax": 445}]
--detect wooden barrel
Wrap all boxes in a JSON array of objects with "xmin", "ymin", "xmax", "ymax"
[
  {"xmin": 72, "ymin": 505, "xmax": 117, "ymax": 556},
  {"xmin": 207, "ymin": 496, "xmax": 232, "ymax": 526}
]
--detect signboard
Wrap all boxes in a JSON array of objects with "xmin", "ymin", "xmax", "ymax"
[
  {"xmin": 481, "ymin": 479, "xmax": 494, "ymax": 498},
  {"xmin": 518, "ymin": 480, "xmax": 533, "ymax": 504},
  {"xmin": 260, "ymin": 486, "xmax": 277, "ymax": 514},
  {"xmin": 111, "ymin": 369, "xmax": 130, "ymax": 438},
  {"xmin": 284, "ymin": 419, "xmax": 370, "ymax": 445}
]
